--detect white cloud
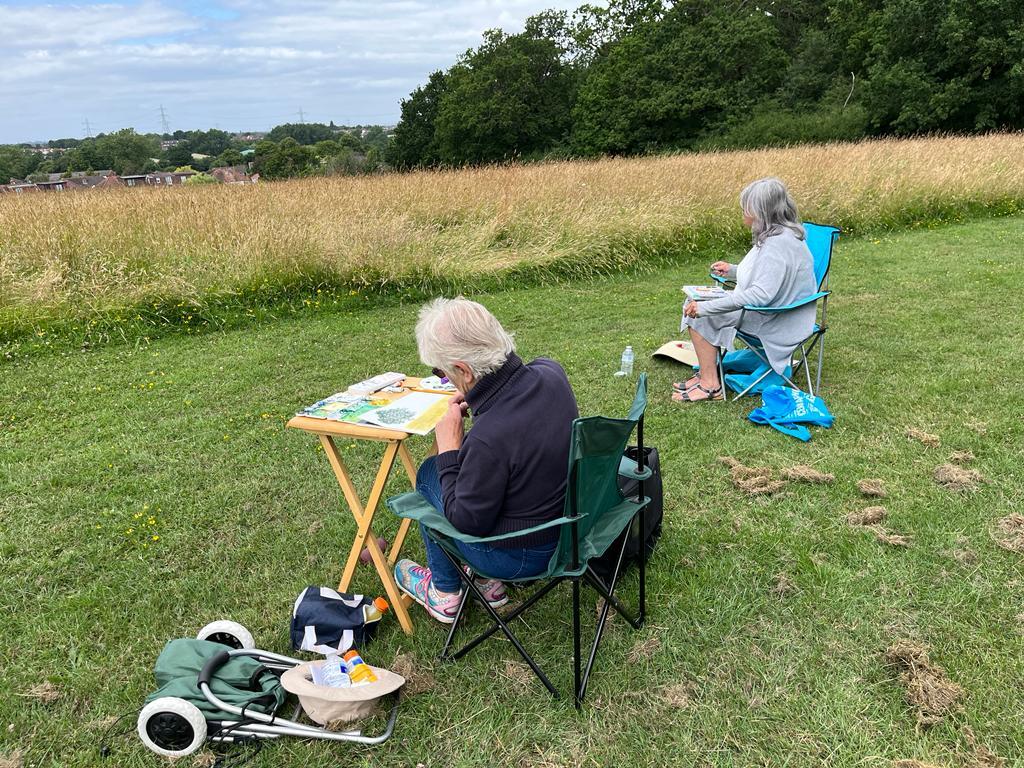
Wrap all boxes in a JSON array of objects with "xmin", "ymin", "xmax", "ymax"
[
  {"xmin": 0, "ymin": 0, "xmax": 595, "ymax": 142},
  {"xmin": 0, "ymin": 1, "xmax": 199, "ymax": 49}
]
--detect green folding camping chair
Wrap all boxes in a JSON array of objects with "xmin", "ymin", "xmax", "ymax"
[{"xmin": 386, "ymin": 374, "xmax": 652, "ymax": 708}]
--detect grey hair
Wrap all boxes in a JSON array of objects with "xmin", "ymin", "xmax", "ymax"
[
  {"xmin": 415, "ymin": 297, "xmax": 515, "ymax": 378},
  {"xmin": 740, "ymin": 177, "xmax": 805, "ymax": 246}
]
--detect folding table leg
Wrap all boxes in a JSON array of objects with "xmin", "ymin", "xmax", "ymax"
[
  {"xmin": 397, "ymin": 442, "xmax": 418, "ymax": 484},
  {"xmin": 318, "ymin": 435, "xmax": 415, "ymax": 634},
  {"xmin": 362, "ymin": 524, "xmax": 415, "ymax": 635},
  {"xmin": 388, "ymin": 443, "xmax": 419, "ymax": 566},
  {"xmin": 329, "ymin": 439, "xmax": 399, "ymax": 591}
]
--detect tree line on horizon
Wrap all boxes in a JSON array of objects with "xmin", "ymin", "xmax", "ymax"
[
  {"xmin": 4, "ymin": 0, "xmax": 1022, "ymax": 184},
  {"xmin": 0, "ymin": 123, "xmax": 392, "ymax": 185},
  {"xmin": 386, "ymin": 0, "xmax": 1024, "ymax": 169}
]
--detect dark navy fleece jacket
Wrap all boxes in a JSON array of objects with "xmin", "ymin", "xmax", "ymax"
[{"xmin": 435, "ymin": 353, "xmax": 578, "ymax": 548}]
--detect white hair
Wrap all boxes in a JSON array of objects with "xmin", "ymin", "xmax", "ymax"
[
  {"xmin": 740, "ymin": 177, "xmax": 805, "ymax": 246},
  {"xmin": 415, "ymin": 297, "xmax": 515, "ymax": 378}
]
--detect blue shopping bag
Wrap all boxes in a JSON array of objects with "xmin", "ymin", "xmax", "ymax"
[{"xmin": 748, "ymin": 386, "xmax": 834, "ymax": 442}]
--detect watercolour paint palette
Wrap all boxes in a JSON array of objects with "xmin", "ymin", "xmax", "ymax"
[{"xmin": 411, "ymin": 375, "xmax": 457, "ymax": 394}]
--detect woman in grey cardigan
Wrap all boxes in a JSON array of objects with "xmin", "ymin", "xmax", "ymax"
[{"xmin": 676, "ymin": 177, "xmax": 816, "ymax": 402}]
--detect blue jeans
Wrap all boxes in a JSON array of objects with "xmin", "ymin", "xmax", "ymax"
[{"xmin": 416, "ymin": 456, "xmax": 556, "ymax": 593}]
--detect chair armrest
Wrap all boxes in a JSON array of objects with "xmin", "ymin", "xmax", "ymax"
[
  {"xmin": 386, "ymin": 491, "xmax": 583, "ymax": 544},
  {"xmin": 618, "ymin": 455, "xmax": 653, "ymax": 481},
  {"xmin": 743, "ymin": 290, "xmax": 830, "ymax": 313},
  {"xmin": 385, "ymin": 491, "xmax": 462, "ymax": 538}
]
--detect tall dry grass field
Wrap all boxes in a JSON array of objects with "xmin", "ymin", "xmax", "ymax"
[{"xmin": 2, "ymin": 133, "xmax": 1023, "ymax": 333}]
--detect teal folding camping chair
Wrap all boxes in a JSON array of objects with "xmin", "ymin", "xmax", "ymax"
[
  {"xmin": 386, "ymin": 374, "xmax": 652, "ymax": 708},
  {"xmin": 708, "ymin": 222, "xmax": 840, "ymax": 399}
]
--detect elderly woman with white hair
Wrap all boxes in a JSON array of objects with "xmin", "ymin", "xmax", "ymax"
[
  {"xmin": 394, "ymin": 297, "xmax": 579, "ymax": 624},
  {"xmin": 675, "ymin": 177, "xmax": 817, "ymax": 402}
]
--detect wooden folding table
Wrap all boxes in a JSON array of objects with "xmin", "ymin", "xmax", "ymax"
[{"xmin": 286, "ymin": 415, "xmax": 424, "ymax": 634}]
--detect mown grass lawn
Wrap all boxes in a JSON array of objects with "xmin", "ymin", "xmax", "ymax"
[{"xmin": 2, "ymin": 216, "xmax": 1023, "ymax": 768}]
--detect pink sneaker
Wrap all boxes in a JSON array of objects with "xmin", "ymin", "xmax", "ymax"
[
  {"xmin": 394, "ymin": 559, "xmax": 462, "ymax": 624},
  {"xmin": 464, "ymin": 566, "xmax": 508, "ymax": 608}
]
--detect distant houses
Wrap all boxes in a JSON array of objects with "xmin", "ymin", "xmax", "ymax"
[
  {"xmin": 1, "ymin": 166, "xmax": 257, "ymax": 195},
  {"xmin": 210, "ymin": 165, "xmax": 259, "ymax": 184}
]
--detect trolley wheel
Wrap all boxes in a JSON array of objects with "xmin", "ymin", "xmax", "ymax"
[
  {"xmin": 196, "ymin": 620, "xmax": 255, "ymax": 650},
  {"xmin": 137, "ymin": 697, "xmax": 207, "ymax": 757}
]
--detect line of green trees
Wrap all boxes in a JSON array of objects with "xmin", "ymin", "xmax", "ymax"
[
  {"xmin": 0, "ymin": 123, "xmax": 392, "ymax": 183},
  {"xmin": 387, "ymin": 0, "xmax": 1024, "ymax": 168},
  {"xmin": 250, "ymin": 123, "xmax": 390, "ymax": 179}
]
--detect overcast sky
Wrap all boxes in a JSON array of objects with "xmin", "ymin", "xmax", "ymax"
[{"xmin": 0, "ymin": 0, "xmax": 589, "ymax": 144}]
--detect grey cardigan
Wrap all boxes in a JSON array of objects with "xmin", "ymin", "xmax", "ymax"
[{"xmin": 699, "ymin": 228, "xmax": 817, "ymax": 374}]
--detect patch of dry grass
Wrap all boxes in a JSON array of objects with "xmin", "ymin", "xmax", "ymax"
[
  {"xmin": 847, "ymin": 506, "xmax": 911, "ymax": 547},
  {"xmin": 781, "ymin": 464, "xmax": 835, "ymax": 483},
  {"xmin": 885, "ymin": 641, "xmax": 965, "ymax": 727},
  {"xmin": 4, "ymin": 134, "xmax": 1024, "ymax": 328},
  {"xmin": 734, "ymin": 475, "xmax": 787, "ymax": 496},
  {"xmin": 993, "ymin": 514, "xmax": 1024, "ymax": 554},
  {"xmin": 906, "ymin": 428, "xmax": 941, "ymax": 447},
  {"xmin": 869, "ymin": 527, "xmax": 913, "ymax": 548},
  {"xmin": 771, "ymin": 572, "xmax": 797, "ymax": 597},
  {"xmin": 389, "ymin": 652, "xmax": 436, "ymax": 696},
  {"xmin": 19, "ymin": 682, "xmax": 59, "ymax": 704},
  {"xmin": 501, "ymin": 660, "xmax": 536, "ymax": 692},
  {"xmin": 627, "ymin": 635, "xmax": 662, "ymax": 664},
  {"xmin": 964, "ymin": 727, "xmax": 1008, "ymax": 768},
  {"xmin": 952, "ymin": 538, "xmax": 980, "ymax": 565},
  {"xmin": 857, "ymin": 478, "xmax": 888, "ymax": 498},
  {"xmin": 718, "ymin": 457, "xmax": 787, "ymax": 495},
  {"xmin": 658, "ymin": 680, "xmax": 697, "ymax": 709},
  {"xmin": 934, "ymin": 464, "xmax": 985, "ymax": 492},
  {"xmin": 848, "ymin": 506, "xmax": 887, "ymax": 526}
]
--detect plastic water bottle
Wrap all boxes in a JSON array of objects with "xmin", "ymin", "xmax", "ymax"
[
  {"xmin": 318, "ymin": 655, "xmax": 352, "ymax": 688},
  {"xmin": 620, "ymin": 346, "xmax": 634, "ymax": 376}
]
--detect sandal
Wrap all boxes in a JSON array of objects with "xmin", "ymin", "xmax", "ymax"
[
  {"xmin": 679, "ymin": 383, "xmax": 723, "ymax": 402},
  {"xmin": 672, "ymin": 375, "xmax": 701, "ymax": 392}
]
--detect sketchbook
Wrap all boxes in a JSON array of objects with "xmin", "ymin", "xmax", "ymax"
[
  {"xmin": 297, "ymin": 389, "xmax": 451, "ymax": 435},
  {"xmin": 359, "ymin": 391, "xmax": 451, "ymax": 435},
  {"xmin": 682, "ymin": 285, "xmax": 728, "ymax": 301}
]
